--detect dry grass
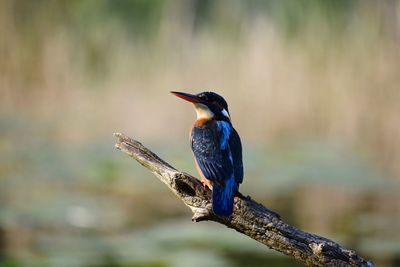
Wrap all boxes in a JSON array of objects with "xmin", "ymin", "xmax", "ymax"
[{"xmin": 1, "ymin": 1, "xmax": 399, "ymax": 178}]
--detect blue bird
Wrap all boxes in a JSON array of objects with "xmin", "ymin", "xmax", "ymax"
[{"xmin": 171, "ymin": 91, "xmax": 243, "ymax": 217}]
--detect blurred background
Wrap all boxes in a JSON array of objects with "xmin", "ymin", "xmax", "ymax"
[{"xmin": 1, "ymin": 0, "xmax": 400, "ymax": 266}]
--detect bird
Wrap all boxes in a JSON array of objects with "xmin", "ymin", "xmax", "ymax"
[{"xmin": 171, "ymin": 91, "xmax": 243, "ymax": 217}]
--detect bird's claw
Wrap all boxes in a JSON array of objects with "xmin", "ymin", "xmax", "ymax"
[{"xmin": 201, "ymin": 178, "xmax": 213, "ymax": 190}]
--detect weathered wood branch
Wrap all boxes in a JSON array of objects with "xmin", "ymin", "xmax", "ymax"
[{"xmin": 114, "ymin": 132, "xmax": 374, "ymax": 267}]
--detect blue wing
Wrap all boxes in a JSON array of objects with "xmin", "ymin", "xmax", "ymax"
[
  {"xmin": 229, "ymin": 128, "xmax": 243, "ymax": 184},
  {"xmin": 191, "ymin": 119, "xmax": 242, "ymax": 216},
  {"xmin": 191, "ymin": 120, "xmax": 233, "ymax": 185}
]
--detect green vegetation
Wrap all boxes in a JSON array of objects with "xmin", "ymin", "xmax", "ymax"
[{"xmin": 1, "ymin": 1, "xmax": 399, "ymax": 266}]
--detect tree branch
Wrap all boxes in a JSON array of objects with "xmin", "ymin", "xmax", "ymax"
[{"xmin": 114, "ymin": 133, "xmax": 374, "ymax": 267}]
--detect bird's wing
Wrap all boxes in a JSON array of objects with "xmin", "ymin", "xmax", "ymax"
[
  {"xmin": 229, "ymin": 128, "xmax": 243, "ymax": 184},
  {"xmin": 191, "ymin": 122, "xmax": 233, "ymax": 185}
]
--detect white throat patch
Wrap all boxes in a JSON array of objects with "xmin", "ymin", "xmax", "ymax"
[{"xmin": 194, "ymin": 103, "xmax": 214, "ymax": 119}]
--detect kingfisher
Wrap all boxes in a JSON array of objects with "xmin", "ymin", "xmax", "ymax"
[{"xmin": 171, "ymin": 91, "xmax": 243, "ymax": 217}]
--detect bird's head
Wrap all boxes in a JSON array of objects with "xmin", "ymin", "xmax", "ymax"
[{"xmin": 171, "ymin": 91, "xmax": 230, "ymax": 122}]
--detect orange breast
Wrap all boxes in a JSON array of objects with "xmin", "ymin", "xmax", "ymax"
[{"xmin": 193, "ymin": 118, "xmax": 210, "ymax": 127}]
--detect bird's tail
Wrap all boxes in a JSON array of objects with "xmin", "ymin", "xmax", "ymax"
[{"xmin": 212, "ymin": 176, "xmax": 237, "ymax": 217}]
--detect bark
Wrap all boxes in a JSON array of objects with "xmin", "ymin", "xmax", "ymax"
[{"xmin": 114, "ymin": 132, "xmax": 374, "ymax": 267}]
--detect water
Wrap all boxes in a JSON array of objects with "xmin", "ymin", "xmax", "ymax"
[{"xmin": 1, "ymin": 118, "xmax": 399, "ymax": 266}]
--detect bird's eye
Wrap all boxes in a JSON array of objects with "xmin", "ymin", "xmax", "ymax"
[{"xmin": 199, "ymin": 95, "xmax": 210, "ymax": 102}]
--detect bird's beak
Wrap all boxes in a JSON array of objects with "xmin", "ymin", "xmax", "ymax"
[{"xmin": 170, "ymin": 91, "xmax": 201, "ymax": 103}]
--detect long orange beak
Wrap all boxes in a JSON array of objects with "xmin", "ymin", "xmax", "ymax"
[{"xmin": 170, "ymin": 91, "xmax": 201, "ymax": 103}]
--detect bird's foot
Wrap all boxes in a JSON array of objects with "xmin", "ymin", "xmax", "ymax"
[{"xmin": 201, "ymin": 178, "xmax": 213, "ymax": 190}]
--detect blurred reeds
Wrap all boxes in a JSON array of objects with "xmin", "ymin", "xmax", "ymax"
[
  {"xmin": 1, "ymin": 0, "xmax": 399, "ymax": 174},
  {"xmin": 0, "ymin": 1, "xmax": 400, "ymax": 267}
]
